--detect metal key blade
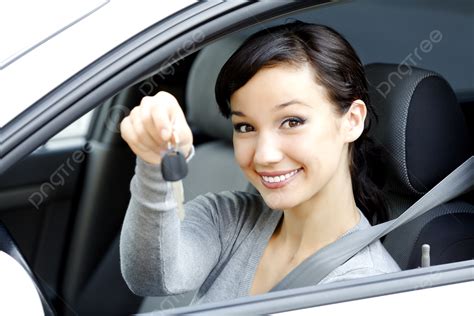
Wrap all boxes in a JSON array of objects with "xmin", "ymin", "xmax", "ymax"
[{"xmin": 172, "ymin": 180, "xmax": 185, "ymax": 221}]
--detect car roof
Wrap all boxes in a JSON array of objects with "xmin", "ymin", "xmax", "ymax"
[{"xmin": 0, "ymin": 0, "xmax": 195, "ymax": 128}]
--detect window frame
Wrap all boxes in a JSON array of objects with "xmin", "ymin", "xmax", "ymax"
[{"xmin": 151, "ymin": 260, "xmax": 474, "ymax": 314}]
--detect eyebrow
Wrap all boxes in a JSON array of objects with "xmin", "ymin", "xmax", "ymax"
[{"xmin": 230, "ymin": 99, "xmax": 310, "ymax": 117}]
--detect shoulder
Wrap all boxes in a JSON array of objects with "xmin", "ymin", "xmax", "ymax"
[
  {"xmin": 319, "ymin": 210, "xmax": 402, "ymax": 285},
  {"xmin": 319, "ymin": 240, "xmax": 401, "ymax": 285}
]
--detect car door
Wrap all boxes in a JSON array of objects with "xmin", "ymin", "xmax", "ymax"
[{"xmin": 0, "ymin": 112, "xmax": 93, "ymax": 311}]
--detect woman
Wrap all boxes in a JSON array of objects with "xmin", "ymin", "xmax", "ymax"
[{"xmin": 119, "ymin": 22, "xmax": 400, "ymax": 305}]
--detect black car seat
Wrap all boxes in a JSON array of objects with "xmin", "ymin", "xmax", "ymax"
[{"xmin": 365, "ymin": 63, "xmax": 474, "ymax": 269}]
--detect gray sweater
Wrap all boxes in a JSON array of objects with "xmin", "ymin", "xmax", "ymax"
[{"xmin": 120, "ymin": 153, "xmax": 401, "ymax": 306}]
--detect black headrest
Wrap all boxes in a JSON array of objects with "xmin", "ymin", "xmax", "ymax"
[{"xmin": 366, "ymin": 63, "xmax": 472, "ymax": 196}]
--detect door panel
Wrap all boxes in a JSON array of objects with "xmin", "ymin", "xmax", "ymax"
[{"xmin": 0, "ymin": 142, "xmax": 87, "ymax": 303}]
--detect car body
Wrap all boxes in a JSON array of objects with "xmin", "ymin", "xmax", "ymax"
[{"xmin": 0, "ymin": 1, "xmax": 473, "ymax": 315}]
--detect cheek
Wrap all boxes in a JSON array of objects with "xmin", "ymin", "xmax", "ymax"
[
  {"xmin": 309, "ymin": 123, "xmax": 346, "ymax": 174},
  {"xmin": 233, "ymin": 138, "xmax": 254, "ymax": 169},
  {"xmin": 284, "ymin": 139, "xmax": 312, "ymax": 165},
  {"xmin": 289, "ymin": 123, "xmax": 341, "ymax": 167}
]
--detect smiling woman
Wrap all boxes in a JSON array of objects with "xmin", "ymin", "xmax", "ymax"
[
  {"xmin": 119, "ymin": 21, "xmax": 400, "ymax": 305},
  {"xmin": 215, "ymin": 22, "xmax": 400, "ymax": 295},
  {"xmin": 216, "ymin": 22, "xmax": 388, "ymax": 224},
  {"xmin": 0, "ymin": 0, "xmax": 471, "ymax": 314}
]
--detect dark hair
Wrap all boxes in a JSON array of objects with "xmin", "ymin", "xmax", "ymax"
[{"xmin": 215, "ymin": 21, "xmax": 388, "ymax": 225}]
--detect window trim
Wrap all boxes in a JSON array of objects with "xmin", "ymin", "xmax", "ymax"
[{"xmin": 158, "ymin": 260, "xmax": 474, "ymax": 315}]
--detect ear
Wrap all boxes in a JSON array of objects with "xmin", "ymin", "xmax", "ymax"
[{"xmin": 342, "ymin": 99, "xmax": 367, "ymax": 143}]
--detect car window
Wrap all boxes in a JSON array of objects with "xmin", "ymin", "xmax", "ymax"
[{"xmin": 46, "ymin": 109, "xmax": 94, "ymax": 144}]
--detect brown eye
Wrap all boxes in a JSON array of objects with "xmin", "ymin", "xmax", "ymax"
[
  {"xmin": 288, "ymin": 120, "xmax": 300, "ymax": 128},
  {"xmin": 282, "ymin": 117, "xmax": 305, "ymax": 129},
  {"xmin": 233, "ymin": 123, "xmax": 254, "ymax": 133}
]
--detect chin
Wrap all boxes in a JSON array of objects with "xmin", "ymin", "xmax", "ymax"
[{"xmin": 260, "ymin": 192, "xmax": 298, "ymax": 210}]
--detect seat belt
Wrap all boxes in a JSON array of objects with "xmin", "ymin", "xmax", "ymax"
[{"xmin": 270, "ymin": 156, "xmax": 474, "ymax": 292}]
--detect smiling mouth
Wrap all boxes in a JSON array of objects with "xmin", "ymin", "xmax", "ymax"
[
  {"xmin": 259, "ymin": 167, "xmax": 303, "ymax": 188},
  {"xmin": 260, "ymin": 168, "xmax": 300, "ymax": 182}
]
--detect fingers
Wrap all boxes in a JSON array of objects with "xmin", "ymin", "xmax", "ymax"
[
  {"xmin": 137, "ymin": 100, "xmax": 164, "ymax": 147},
  {"xmin": 129, "ymin": 107, "xmax": 161, "ymax": 151},
  {"xmin": 119, "ymin": 90, "xmax": 192, "ymax": 165},
  {"xmin": 120, "ymin": 115, "xmax": 148, "ymax": 152},
  {"xmin": 148, "ymin": 91, "xmax": 182, "ymax": 143}
]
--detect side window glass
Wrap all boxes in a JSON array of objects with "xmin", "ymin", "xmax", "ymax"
[{"xmin": 46, "ymin": 110, "xmax": 94, "ymax": 144}]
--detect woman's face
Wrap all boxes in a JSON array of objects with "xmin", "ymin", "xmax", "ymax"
[{"xmin": 230, "ymin": 64, "xmax": 364, "ymax": 210}]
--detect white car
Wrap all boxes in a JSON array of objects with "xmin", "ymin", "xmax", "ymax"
[{"xmin": 0, "ymin": 1, "xmax": 473, "ymax": 315}]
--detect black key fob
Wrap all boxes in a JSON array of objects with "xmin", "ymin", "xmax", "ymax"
[{"xmin": 161, "ymin": 149, "xmax": 188, "ymax": 181}]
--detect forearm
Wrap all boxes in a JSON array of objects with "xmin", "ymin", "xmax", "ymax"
[{"xmin": 120, "ymin": 146, "xmax": 216, "ymax": 296}]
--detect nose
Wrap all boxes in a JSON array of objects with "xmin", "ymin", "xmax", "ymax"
[{"xmin": 253, "ymin": 132, "xmax": 283, "ymax": 166}]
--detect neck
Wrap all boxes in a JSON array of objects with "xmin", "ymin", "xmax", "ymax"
[{"xmin": 272, "ymin": 162, "xmax": 360, "ymax": 264}]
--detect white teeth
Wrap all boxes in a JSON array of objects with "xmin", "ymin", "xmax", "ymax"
[{"xmin": 261, "ymin": 169, "xmax": 300, "ymax": 183}]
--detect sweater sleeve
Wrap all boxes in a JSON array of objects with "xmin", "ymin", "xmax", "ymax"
[{"xmin": 119, "ymin": 146, "xmax": 224, "ymax": 296}]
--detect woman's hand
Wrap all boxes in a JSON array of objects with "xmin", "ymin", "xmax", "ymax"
[{"xmin": 120, "ymin": 91, "xmax": 193, "ymax": 165}]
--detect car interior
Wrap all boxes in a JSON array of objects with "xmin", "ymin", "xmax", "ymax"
[{"xmin": 0, "ymin": 1, "xmax": 473, "ymax": 315}]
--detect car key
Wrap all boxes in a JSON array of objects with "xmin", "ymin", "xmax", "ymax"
[
  {"xmin": 161, "ymin": 148, "xmax": 188, "ymax": 181},
  {"xmin": 161, "ymin": 124, "xmax": 187, "ymax": 221}
]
